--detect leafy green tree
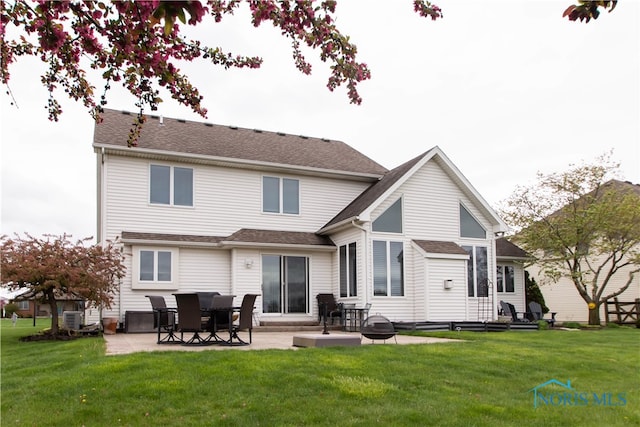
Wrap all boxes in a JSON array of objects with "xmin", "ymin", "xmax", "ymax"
[
  {"xmin": 0, "ymin": 233, "xmax": 125, "ymax": 335},
  {"xmin": 500, "ymin": 155, "xmax": 640, "ymax": 325}
]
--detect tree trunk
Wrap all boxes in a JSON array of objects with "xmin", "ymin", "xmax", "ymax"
[
  {"xmin": 588, "ymin": 306, "xmax": 601, "ymax": 326},
  {"xmin": 47, "ymin": 295, "xmax": 59, "ymax": 335}
]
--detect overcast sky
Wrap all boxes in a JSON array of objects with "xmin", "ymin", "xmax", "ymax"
[{"xmin": 1, "ymin": 0, "xmax": 638, "ymax": 241}]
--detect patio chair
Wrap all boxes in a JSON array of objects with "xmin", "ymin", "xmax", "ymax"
[
  {"xmin": 316, "ymin": 293, "xmax": 342, "ymax": 324},
  {"xmin": 196, "ymin": 291, "xmax": 220, "ymax": 311},
  {"xmin": 145, "ymin": 295, "xmax": 181, "ymax": 344},
  {"xmin": 529, "ymin": 301, "xmax": 556, "ymax": 327},
  {"xmin": 173, "ymin": 293, "xmax": 214, "ymax": 345},
  {"xmin": 227, "ymin": 294, "xmax": 259, "ymax": 345},
  {"xmin": 499, "ymin": 301, "xmax": 529, "ymax": 322}
]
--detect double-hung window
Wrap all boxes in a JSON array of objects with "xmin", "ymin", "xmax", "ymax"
[
  {"xmin": 373, "ymin": 240, "xmax": 404, "ymax": 296},
  {"xmin": 339, "ymin": 243, "xmax": 357, "ymax": 297},
  {"xmin": 150, "ymin": 165, "xmax": 193, "ymax": 206},
  {"xmin": 133, "ymin": 248, "xmax": 178, "ymax": 289},
  {"xmin": 463, "ymin": 245, "xmax": 488, "ymax": 297},
  {"xmin": 262, "ymin": 176, "xmax": 299, "ymax": 214},
  {"xmin": 496, "ymin": 265, "xmax": 515, "ymax": 293}
]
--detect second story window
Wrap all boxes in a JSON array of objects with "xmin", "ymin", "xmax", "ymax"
[
  {"xmin": 150, "ymin": 165, "xmax": 193, "ymax": 206},
  {"xmin": 263, "ymin": 176, "xmax": 299, "ymax": 214},
  {"xmin": 373, "ymin": 198, "xmax": 403, "ymax": 233},
  {"xmin": 460, "ymin": 204, "xmax": 486, "ymax": 239}
]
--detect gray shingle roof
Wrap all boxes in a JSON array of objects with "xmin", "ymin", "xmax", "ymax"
[
  {"xmin": 413, "ymin": 240, "xmax": 468, "ymax": 255},
  {"xmin": 224, "ymin": 229, "xmax": 334, "ymax": 247},
  {"xmin": 496, "ymin": 237, "xmax": 528, "ymax": 259},
  {"xmin": 94, "ymin": 109, "xmax": 387, "ymax": 177},
  {"xmin": 120, "ymin": 231, "xmax": 225, "ymax": 245},
  {"xmin": 322, "ymin": 150, "xmax": 433, "ymax": 229},
  {"xmin": 119, "ymin": 230, "xmax": 334, "ymax": 248}
]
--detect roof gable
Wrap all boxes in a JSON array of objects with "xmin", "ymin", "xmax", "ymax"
[
  {"xmin": 320, "ymin": 146, "xmax": 508, "ymax": 233},
  {"xmin": 93, "ymin": 109, "xmax": 387, "ymax": 178}
]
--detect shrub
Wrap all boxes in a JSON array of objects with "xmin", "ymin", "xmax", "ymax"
[
  {"xmin": 562, "ymin": 321, "xmax": 582, "ymax": 329},
  {"xmin": 3, "ymin": 303, "xmax": 18, "ymax": 318}
]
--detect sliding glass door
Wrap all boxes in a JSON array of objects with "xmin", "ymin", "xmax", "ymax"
[{"xmin": 262, "ymin": 255, "xmax": 309, "ymax": 314}]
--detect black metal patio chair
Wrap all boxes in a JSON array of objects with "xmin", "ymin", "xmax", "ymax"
[
  {"xmin": 145, "ymin": 295, "xmax": 181, "ymax": 344},
  {"xmin": 173, "ymin": 293, "xmax": 214, "ymax": 346},
  {"xmin": 225, "ymin": 294, "xmax": 259, "ymax": 346}
]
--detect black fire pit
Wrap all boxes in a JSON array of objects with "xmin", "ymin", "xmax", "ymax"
[{"xmin": 360, "ymin": 315, "xmax": 397, "ymax": 343}]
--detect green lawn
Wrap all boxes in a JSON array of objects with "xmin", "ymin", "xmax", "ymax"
[{"xmin": 1, "ymin": 319, "xmax": 638, "ymax": 426}]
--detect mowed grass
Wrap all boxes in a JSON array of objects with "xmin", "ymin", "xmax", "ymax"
[{"xmin": 1, "ymin": 319, "xmax": 638, "ymax": 426}]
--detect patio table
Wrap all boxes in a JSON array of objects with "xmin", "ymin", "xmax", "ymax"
[
  {"xmin": 342, "ymin": 307, "xmax": 368, "ymax": 332},
  {"xmin": 207, "ymin": 306, "xmax": 247, "ymax": 346}
]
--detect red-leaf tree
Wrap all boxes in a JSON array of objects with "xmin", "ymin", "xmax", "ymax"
[
  {"xmin": 0, "ymin": 233, "xmax": 125, "ymax": 335},
  {"xmin": 0, "ymin": 1, "xmax": 615, "ymax": 145},
  {"xmin": 563, "ymin": 0, "xmax": 617, "ymax": 23},
  {"xmin": 0, "ymin": 1, "xmax": 444, "ymax": 145}
]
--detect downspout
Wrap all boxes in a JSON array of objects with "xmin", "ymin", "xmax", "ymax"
[
  {"xmin": 230, "ymin": 248, "xmax": 237, "ymax": 296},
  {"xmin": 491, "ymin": 233, "xmax": 499, "ymax": 321},
  {"xmin": 351, "ymin": 219, "xmax": 368, "ymax": 305}
]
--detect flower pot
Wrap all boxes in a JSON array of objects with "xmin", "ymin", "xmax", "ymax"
[{"xmin": 102, "ymin": 317, "xmax": 118, "ymax": 335}]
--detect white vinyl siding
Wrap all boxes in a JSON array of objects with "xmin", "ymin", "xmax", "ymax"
[
  {"xmin": 424, "ymin": 258, "xmax": 468, "ymax": 321},
  {"xmin": 367, "ymin": 160, "xmax": 497, "ymax": 322},
  {"xmin": 393, "ymin": 161, "xmax": 494, "ymax": 240},
  {"xmin": 103, "ymin": 155, "xmax": 369, "ymax": 240}
]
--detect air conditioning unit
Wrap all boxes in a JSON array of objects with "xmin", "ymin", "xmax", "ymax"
[{"xmin": 62, "ymin": 311, "xmax": 82, "ymax": 330}]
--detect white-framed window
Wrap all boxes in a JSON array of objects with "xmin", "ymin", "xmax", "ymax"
[
  {"xmin": 262, "ymin": 176, "xmax": 299, "ymax": 214},
  {"xmin": 17, "ymin": 301, "xmax": 29, "ymax": 310},
  {"xmin": 497, "ymin": 265, "xmax": 515, "ymax": 293},
  {"xmin": 372, "ymin": 198, "xmax": 403, "ymax": 233},
  {"xmin": 150, "ymin": 164, "xmax": 193, "ymax": 206},
  {"xmin": 132, "ymin": 247, "xmax": 179, "ymax": 290},
  {"xmin": 460, "ymin": 204, "xmax": 486, "ymax": 239},
  {"xmin": 373, "ymin": 240, "xmax": 404, "ymax": 296},
  {"xmin": 339, "ymin": 242, "xmax": 357, "ymax": 298},
  {"xmin": 462, "ymin": 245, "xmax": 488, "ymax": 297}
]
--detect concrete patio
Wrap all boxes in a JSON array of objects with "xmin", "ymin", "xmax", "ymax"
[{"xmin": 104, "ymin": 330, "xmax": 459, "ymax": 355}]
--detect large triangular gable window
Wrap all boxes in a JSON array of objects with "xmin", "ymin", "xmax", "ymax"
[
  {"xmin": 460, "ymin": 204, "xmax": 486, "ymax": 239},
  {"xmin": 372, "ymin": 198, "xmax": 403, "ymax": 233}
]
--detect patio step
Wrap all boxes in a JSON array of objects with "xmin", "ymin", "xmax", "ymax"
[{"xmin": 255, "ymin": 322, "xmax": 342, "ymax": 332}]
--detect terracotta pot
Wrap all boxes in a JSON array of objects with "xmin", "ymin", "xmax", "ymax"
[{"xmin": 102, "ymin": 317, "xmax": 118, "ymax": 335}]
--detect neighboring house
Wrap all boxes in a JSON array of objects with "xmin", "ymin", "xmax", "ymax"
[
  {"xmin": 92, "ymin": 109, "xmax": 526, "ymax": 326},
  {"xmin": 5, "ymin": 289, "xmax": 84, "ymax": 318},
  {"xmin": 530, "ymin": 180, "xmax": 640, "ymax": 323}
]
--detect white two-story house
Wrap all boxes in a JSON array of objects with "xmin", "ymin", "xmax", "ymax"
[{"xmin": 92, "ymin": 109, "xmax": 526, "ymax": 327}]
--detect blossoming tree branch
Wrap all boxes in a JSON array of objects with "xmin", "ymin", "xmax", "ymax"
[{"xmin": 0, "ymin": 1, "xmax": 616, "ymax": 146}]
